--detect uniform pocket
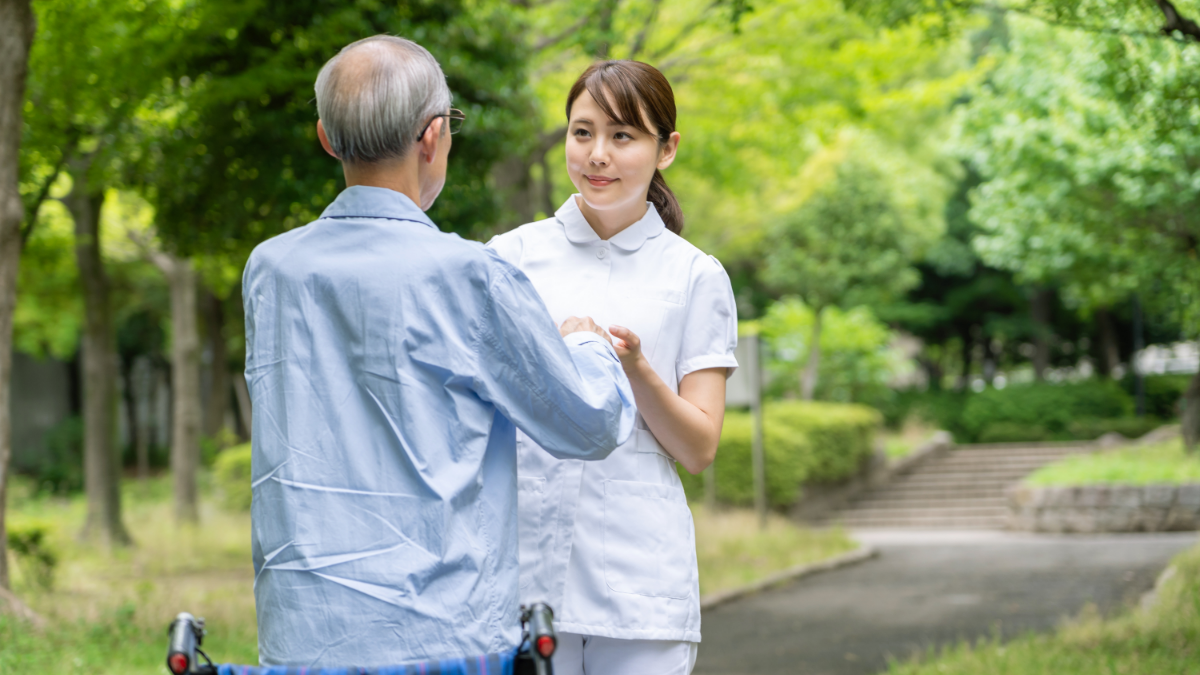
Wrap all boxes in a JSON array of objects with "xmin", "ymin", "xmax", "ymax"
[
  {"xmin": 603, "ymin": 479, "xmax": 693, "ymax": 600},
  {"xmin": 516, "ymin": 476, "xmax": 546, "ymax": 592},
  {"xmin": 634, "ymin": 414, "xmax": 673, "ymax": 460}
]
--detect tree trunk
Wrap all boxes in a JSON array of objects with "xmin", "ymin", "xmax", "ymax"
[
  {"xmin": 233, "ymin": 371, "xmax": 252, "ymax": 440},
  {"xmin": 151, "ymin": 253, "xmax": 201, "ymax": 523},
  {"xmin": 1183, "ymin": 369, "xmax": 1200, "ymax": 453},
  {"xmin": 66, "ymin": 162, "xmax": 131, "ymax": 547},
  {"xmin": 800, "ymin": 306, "xmax": 823, "ymax": 401},
  {"xmin": 957, "ymin": 327, "xmax": 974, "ymax": 391},
  {"xmin": 0, "ymin": 0, "xmax": 37, "ymax": 591},
  {"xmin": 203, "ymin": 289, "xmax": 229, "ymax": 440},
  {"xmin": 132, "ymin": 356, "xmax": 153, "ymax": 481},
  {"xmin": 1095, "ymin": 307, "xmax": 1120, "ymax": 378},
  {"xmin": 1031, "ymin": 288, "xmax": 1053, "ymax": 381}
]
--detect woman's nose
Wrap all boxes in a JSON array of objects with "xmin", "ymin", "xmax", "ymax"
[{"xmin": 590, "ymin": 140, "xmax": 609, "ymax": 166}]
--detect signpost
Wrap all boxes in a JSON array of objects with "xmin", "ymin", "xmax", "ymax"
[{"xmin": 727, "ymin": 334, "xmax": 767, "ymax": 530}]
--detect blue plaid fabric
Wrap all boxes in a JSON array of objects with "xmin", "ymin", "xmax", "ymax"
[{"xmin": 215, "ymin": 647, "xmax": 516, "ymax": 675}]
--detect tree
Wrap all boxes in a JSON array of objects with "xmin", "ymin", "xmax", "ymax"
[
  {"xmin": 0, "ymin": 0, "xmax": 36, "ymax": 594},
  {"xmin": 954, "ymin": 15, "xmax": 1200, "ymax": 445},
  {"xmin": 844, "ymin": 0, "xmax": 1200, "ymax": 43},
  {"xmin": 20, "ymin": 0, "xmax": 179, "ymax": 544},
  {"xmin": 762, "ymin": 131, "xmax": 947, "ymax": 398}
]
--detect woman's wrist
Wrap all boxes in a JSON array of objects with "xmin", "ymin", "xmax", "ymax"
[{"xmin": 623, "ymin": 353, "xmax": 655, "ymax": 384}]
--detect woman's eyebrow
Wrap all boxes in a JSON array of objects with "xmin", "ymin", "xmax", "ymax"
[{"xmin": 572, "ymin": 118, "xmax": 594, "ymax": 125}]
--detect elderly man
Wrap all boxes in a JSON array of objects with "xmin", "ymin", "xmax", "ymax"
[{"xmin": 242, "ymin": 35, "xmax": 635, "ymax": 667}]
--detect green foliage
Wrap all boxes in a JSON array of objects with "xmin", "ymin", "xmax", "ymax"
[
  {"xmin": 12, "ymin": 201, "xmax": 82, "ymax": 360},
  {"xmin": 1027, "ymin": 439, "xmax": 1200, "ymax": 486},
  {"xmin": 956, "ymin": 15, "xmax": 1200, "ymax": 331},
  {"xmin": 770, "ymin": 401, "xmax": 882, "ymax": 483},
  {"xmin": 6, "ymin": 521, "xmax": 57, "ymax": 590},
  {"xmin": 13, "ymin": 416, "xmax": 85, "ymax": 494},
  {"xmin": 683, "ymin": 401, "xmax": 880, "ymax": 507},
  {"xmin": 762, "ymin": 131, "xmax": 947, "ymax": 312},
  {"xmin": 759, "ymin": 298, "xmax": 910, "ymax": 404},
  {"xmin": 888, "ymin": 539, "xmax": 1200, "ymax": 675},
  {"xmin": 959, "ymin": 381, "xmax": 1133, "ymax": 443},
  {"xmin": 213, "ymin": 443, "xmax": 253, "ymax": 512},
  {"xmin": 1066, "ymin": 416, "xmax": 1165, "ymax": 442},
  {"xmin": 152, "ymin": 0, "xmax": 538, "ymax": 255},
  {"xmin": 1123, "ymin": 374, "xmax": 1192, "ymax": 420}
]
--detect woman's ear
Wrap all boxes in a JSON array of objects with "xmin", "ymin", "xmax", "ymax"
[{"xmin": 658, "ymin": 131, "xmax": 681, "ymax": 170}]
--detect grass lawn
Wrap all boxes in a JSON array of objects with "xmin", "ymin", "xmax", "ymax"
[
  {"xmin": 881, "ymin": 422, "xmax": 939, "ymax": 461},
  {"xmin": 692, "ymin": 504, "xmax": 856, "ymax": 596},
  {"xmin": 1026, "ymin": 439, "xmax": 1200, "ymax": 486},
  {"xmin": 3, "ymin": 475, "xmax": 853, "ymax": 671},
  {"xmin": 2, "ymin": 476, "xmax": 258, "ymax": 673},
  {"xmin": 887, "ymin": 541, "xmax": 1200, "ymax": 675}
]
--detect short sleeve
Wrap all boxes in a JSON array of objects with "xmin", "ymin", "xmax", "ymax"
[
  {"xmin": 677, "ymin": 255, "xmax": 739, "ymax": 380},
  {"xmin": 485, "ymin": 229, "xmax": 524, "ymax": 267}
]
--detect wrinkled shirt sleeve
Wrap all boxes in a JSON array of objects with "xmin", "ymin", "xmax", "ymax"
[{"xmin": 472, "ymin": 259, "xmax": 635, "ymax": 460}]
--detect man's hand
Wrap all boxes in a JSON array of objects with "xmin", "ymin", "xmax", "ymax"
[{"xmin": 559, "ymin": 316, "xmax": 612, "ymax": 345}]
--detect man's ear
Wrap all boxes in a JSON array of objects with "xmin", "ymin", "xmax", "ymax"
[
  {"xmin": 317, "ymin": 120, "xmax": 339, "ymax": 159},
  {"xmin": 417, "ymin": 117, "xmax": 444, "ymax": 165},
  {"xmin": 657, "ymin": 130, "xmax": 681, "ymax": 171}
]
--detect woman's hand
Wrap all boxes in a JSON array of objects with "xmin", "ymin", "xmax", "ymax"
[{"xmin": 608, "ymin": 325, "xmax": 644, "ymax": 370}]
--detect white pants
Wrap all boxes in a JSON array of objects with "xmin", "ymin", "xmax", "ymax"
[{"xmin": 551, "ymin": 632, "xmax": 698, "ymax": 675}]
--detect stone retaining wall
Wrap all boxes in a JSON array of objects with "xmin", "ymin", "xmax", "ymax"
[{"xmin": 1008, "ymin": 483, "xmax": 1200, "ymax": 533}]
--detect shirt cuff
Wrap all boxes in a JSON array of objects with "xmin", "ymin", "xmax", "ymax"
[
  {"xmin": 678, "ymin": 354, "xmax": 740, "ymax": 379},
  {"xmin": 564, "ymin": 330, "xmax": 620, "ymax": 362}
]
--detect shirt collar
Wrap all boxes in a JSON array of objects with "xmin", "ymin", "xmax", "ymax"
[
  {"xmin": 319, "ymin": 185, "xmax": 438, "ymax": 230},
  {"xmin": 555, "ymin": 195, "xmax": 666, "ymax": 252}
]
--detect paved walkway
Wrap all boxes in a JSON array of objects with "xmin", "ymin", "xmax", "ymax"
[{"xmin": 694, "ymin": 531, "xmax": 1197, "ymax": 675}]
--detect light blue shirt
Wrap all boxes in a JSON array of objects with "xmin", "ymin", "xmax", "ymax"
[{"xmin": 243, "ymin": 186, "xmax": 635, "ymax": 667}]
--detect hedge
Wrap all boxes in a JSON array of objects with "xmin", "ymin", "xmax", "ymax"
[
  {"xmin": 959, "ymin": 380, "xmax": 1133, "ymax": 443},
  {"xmin": 680, "ymin": 400, "xmax": 881, "ymax": 508},
  {"xmin": 213, "ymin": 443, "xmax": 253, "ymax": 512}
]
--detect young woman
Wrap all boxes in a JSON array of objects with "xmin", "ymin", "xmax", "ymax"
[{"xmin": 488, "ymin": 60, "xmax": 738, "ymax": 675}]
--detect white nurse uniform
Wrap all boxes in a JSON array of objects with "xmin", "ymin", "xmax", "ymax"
[{"xmin": 487, "ymin": 196, "xmax": 738, "ymax": 669}]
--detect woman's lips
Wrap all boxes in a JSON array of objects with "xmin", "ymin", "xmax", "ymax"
[{"xmin": 586, "ymin": 175, "xmax": 617, "ymax": 187}]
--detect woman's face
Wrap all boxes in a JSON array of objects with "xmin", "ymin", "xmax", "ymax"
[{"xmin": 566, "ymin": 89, "xmax": 673, "ymax": 218}]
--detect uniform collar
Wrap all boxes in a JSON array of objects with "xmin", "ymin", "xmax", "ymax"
[
  {"xmin": 319, "ymin": 185, "xmax": 438, "ymax": 230},
  {"xmin": 556, "ymin": 195, "xmax": 666, "ymax": 252}
]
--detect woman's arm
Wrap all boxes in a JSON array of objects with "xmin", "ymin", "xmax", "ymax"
[{"xmin": 610, "ymin": 325, "xmax": 727, "ymax": 475}]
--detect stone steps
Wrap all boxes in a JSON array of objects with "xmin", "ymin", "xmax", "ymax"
[{"xmin": 826, "ymin": 442, "xmax": 1098, "ymax": 530}]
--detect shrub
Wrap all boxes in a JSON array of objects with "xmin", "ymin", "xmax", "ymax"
[
  {"xmin": 16, "ymin": 416, "xmax": 84, "ymax": 494},
  {"xmin": 681, "ymin": 401, "xmax": 881, "ymax": 508},
  {"xmin": 213, "ymin": 443, "xmax": 253, "ymax": 511},
  {"xmin": 6, "ymin": 521, "xmax": 57, "ymax": 590},
  {"xmin": 977, "ymin": 423, "xmax": 1050, "ymax": 444},
  {"xmin": 769, "ymin": 401, "xmax": 881, "ymax": 483},
  {"xmin": 1066, "ymin": 416, "xmax": 1164, "ymax": 441},
  {"xmin": 959, "ymin": 381, "xmax": 1133, "ymax": 442},
  {"xmin": 1121, "ymin": 373, "xmax": 1191, "ymax": 420}
]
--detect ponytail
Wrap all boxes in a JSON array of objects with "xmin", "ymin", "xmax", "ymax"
[{"xmin": 649, "ymin": 169, "xmax": 684, "ymax": 235}]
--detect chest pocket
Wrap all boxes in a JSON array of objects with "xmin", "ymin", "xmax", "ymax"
[
  {"xmin": 613, "ymin": 288, "xmax": 683, "ymax": 367},
  {"xmin": 614, "ymin": 288, "xmax": 684, "ymax": 461}
]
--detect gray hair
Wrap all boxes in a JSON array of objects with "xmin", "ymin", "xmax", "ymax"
[{"xmin": 315, "ymin": 35, "xmax": 452, "ymax": 164}]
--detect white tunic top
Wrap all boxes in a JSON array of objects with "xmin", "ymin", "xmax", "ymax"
[{"xmin": 488, "ymin": 196, "xmax": 739, "ymax": 643}]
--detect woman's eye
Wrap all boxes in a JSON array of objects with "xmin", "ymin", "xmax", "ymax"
[
  {"xmin": 614, "ymin": 132, "xmax": 632, "ymax": 140},
  {"xmin": 573, "ymin": 129, "xmax": 591, "ymax": 138}
]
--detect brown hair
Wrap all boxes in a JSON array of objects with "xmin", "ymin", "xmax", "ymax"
[{"xmin": 566, "ymin": 60, "xmax": 684, "ymax": 235}]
